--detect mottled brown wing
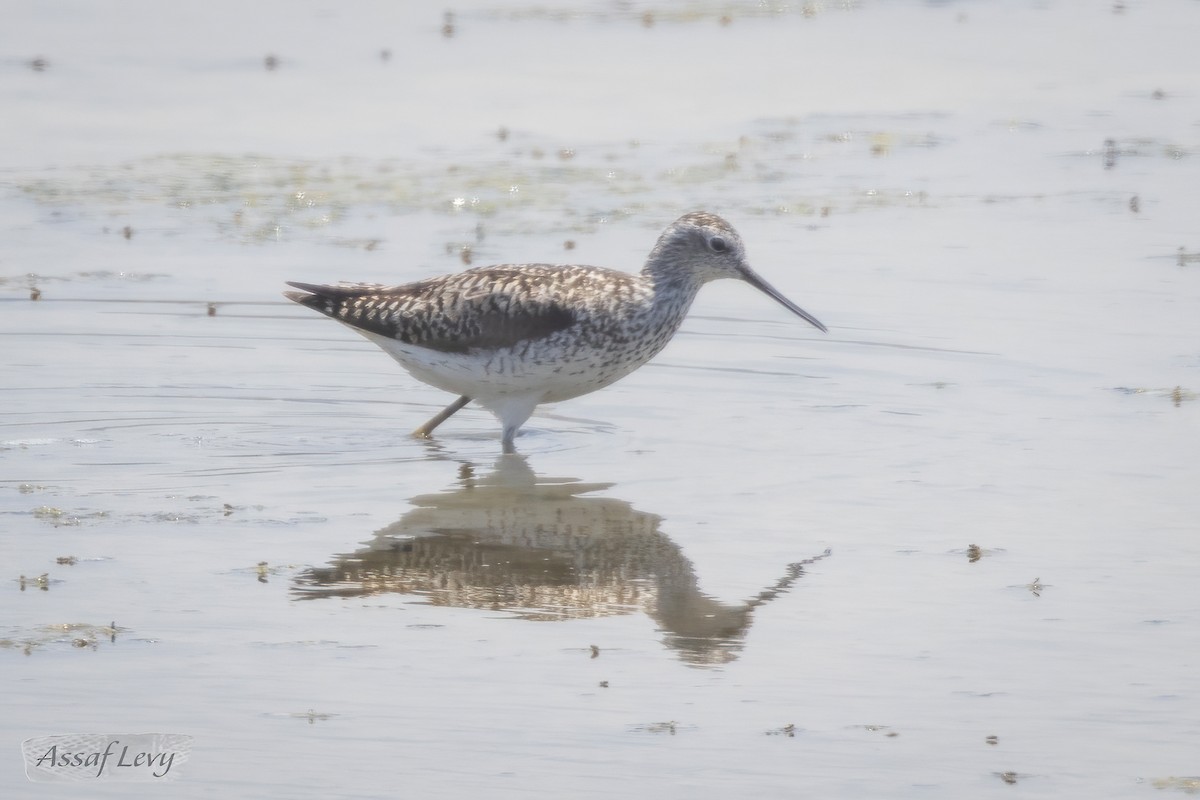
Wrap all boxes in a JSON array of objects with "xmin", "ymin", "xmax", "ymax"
[{"xmin": 284, "ymin": 266, "xmax": 579, "ymax": 354}]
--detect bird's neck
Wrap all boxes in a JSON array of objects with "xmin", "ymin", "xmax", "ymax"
[{"xmin": 640, "ymin": 258, "xmax": 703, "ymax": 324}]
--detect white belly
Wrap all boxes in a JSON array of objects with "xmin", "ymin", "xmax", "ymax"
[{"xmin": 359, "ymin": 327, "xmax": 671, "ymax": 404}]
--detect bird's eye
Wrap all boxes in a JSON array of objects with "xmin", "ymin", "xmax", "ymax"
[{"xmin": 709, "ymin": 236, "xmax": 728, "ymax": 253}]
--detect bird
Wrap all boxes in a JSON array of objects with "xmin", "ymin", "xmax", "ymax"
[{"xmin": 284, "ymin": 211, "xmax": 826, "ymax": 450}]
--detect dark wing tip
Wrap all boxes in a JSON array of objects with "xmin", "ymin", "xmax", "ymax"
[
  {"xmin": 283, "ymin": 281, "xmax": 326, "ymax": 305},
  {"xmin": 285, "ymin": 280, "xmax": 364, "ymax": 296},
  {"xmin": 284, "ymin": 281, "xmax": 371, "ymax": 314},
  {"xmin": 283, "ymin": 282, "xmax": 343, "ymax": 317}
]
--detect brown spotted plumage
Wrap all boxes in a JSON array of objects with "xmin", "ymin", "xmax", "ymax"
[{"xmin": 285, "ymin": 212, "xmax": 826, "ymax": 450}]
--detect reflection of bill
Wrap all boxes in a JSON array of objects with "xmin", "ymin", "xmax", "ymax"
[
  {"xmin": 22, "ymin": 733, "xmax": 192, "ymax": 783},
  {"xmin": 294, "ymin": 455, "xmax": 829, "ymax": 666}
]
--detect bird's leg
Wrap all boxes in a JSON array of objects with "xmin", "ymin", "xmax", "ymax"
[{"xmin": 412, "ymin": 395, "xmax": 471, "ymax": 439}]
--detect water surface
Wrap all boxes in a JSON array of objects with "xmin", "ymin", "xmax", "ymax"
[{"xmin": 3, "ymin": 1, "xmax": 1199, "ymax": 797}]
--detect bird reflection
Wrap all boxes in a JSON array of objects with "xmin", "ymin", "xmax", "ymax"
[{"xmin": 293, "ymin": 455, "xmax": 829, "ymax": 666}]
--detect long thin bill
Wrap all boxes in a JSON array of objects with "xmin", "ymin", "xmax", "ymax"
[{"xmin": 739, "ymin": 266, "xmax": 828, "ymax": 333}]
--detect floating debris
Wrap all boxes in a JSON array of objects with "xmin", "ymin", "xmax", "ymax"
[
  {"xmin": 32, "ymin": 506, "xmax": 78, "ymax": 527},
  {"xmin": 1152, "ymin": 776, "xmax": 1200, "ymax": 794},
  {"xmin": 1, "ymin": 622, "xmax": 120, "ymax": 654},
  {"xmin": 280, "ymin": 709, "xmax": 337, "ymax": 725},
  {"xmin": 958, "ymin": 543, "xmax": 1004, "ymax": 561},
  {"xmin": 1111, "ymin": 386, "xmax": 1196, "ymax": 405},
  {"xmin": 1104, "ymin": 138, "xmax": 1118, "ymax": 169},
  {"xmin": 18, "ymin": 573, "xmax": 50, "ymax": 591},
  {"xmin": 765, "ymin": 724, "xmax": 796, "ymax": 737},
  {"xmin": 589, "ymin": 645, "xmax": 600, "ymax": 659},
  {"xmin": 855, "ymin": 724, "xmax": 899, "ymax": 737}
]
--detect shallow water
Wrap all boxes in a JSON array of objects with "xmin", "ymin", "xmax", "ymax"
[{"xmin": 3, "ymin": 1, "xmax": 1200, "ymax": 797}]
